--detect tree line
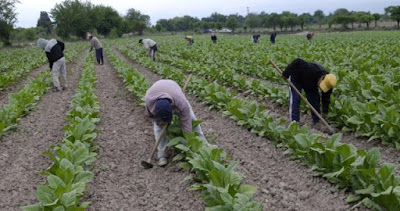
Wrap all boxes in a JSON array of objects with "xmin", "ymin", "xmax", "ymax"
[
  {"xmin": 156, "ymin": 7, "xmax": 400, "ymax": 33},
  {"xmin": 1, "ymin": 0, "xmax": 400, "ymax": 46}
]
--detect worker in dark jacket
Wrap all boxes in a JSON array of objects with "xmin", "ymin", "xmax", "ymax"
[
  {"xmin": 252, "ymin": 34, "xmax": 260, "ymax": 43},
  {"xmin": 211, "ymin": 33, "xmax": 217, "ymax": 44},
  {"xmin": 282, "ymin": 58, "xmax": 337, "ymax": 126},
  {"xmin": 306, "ymin": 32, "xmax": 314, "ymax": 42},
  {"xmin": 270, "ymin": 31, "xmax": 277, "ymax": 44},
  {"xmin": 37, "ymin": 38, "xmax": 66, "ymax": 92}
]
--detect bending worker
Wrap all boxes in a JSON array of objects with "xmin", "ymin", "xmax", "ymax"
[
  {"xmin": 88, "ymin": 33, "xmax": 104, "ymax": 65},
  {"xmin": 139, "ymin": 38, "xmax": 157, "ymax": 61},
  {"xmin": 282, "ymin": 58, "xmax": 337, "ymax": 127},
  {"xmin": 37, "ymin": 38, "xmax": 67, "ymax": 92},
  {"xmin": 145, "ymin": 79, "xmax": 210, "ymax": 166},
  {"xmin": 184, "ymin": 35, "xmax": 194, "ymax": 46}
]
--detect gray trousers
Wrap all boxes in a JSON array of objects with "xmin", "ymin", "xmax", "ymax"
[
  {"xmin": 153, "ymin": 103, "xmax": 207, "ymax": 159},
  {"xmin": 52, "ymin": 57, "xmax": 66, "ymax": 89}
]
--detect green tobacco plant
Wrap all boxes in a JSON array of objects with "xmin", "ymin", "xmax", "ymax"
[
  {"xmin": 122, "ymin": 45, "xmax": 400, "ymax": 210},
  {"xmin": 23, "ymin": 54, "xmax": 100, "ymax": 210}
]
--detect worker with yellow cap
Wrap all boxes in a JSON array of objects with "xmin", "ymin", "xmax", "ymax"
[{"xmin": 282, "ymin": 58, "xmax": 337, "ymax": 126}]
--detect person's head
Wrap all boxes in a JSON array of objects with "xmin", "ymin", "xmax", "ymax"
[
  {"xmin": 154, "ymin": 98, "xmax": 172, "ymax": 125},
  {"xmin": 86, "ymin": 32, "xmax": 92, "ymax": 40},
  {"xmin": 139, "ymin": 39, "xmax": 143, "ymax": 44},
  {"xmin": 318, "ymin": 74, "xmax": 337, "ymax": 93},
  {"xmin": 37, "ymin": 38, "xmax": 48, "ymax": 50},
  {"xmin": 211, "ymin": 32, "xmax": 215, "ymax": 36}
]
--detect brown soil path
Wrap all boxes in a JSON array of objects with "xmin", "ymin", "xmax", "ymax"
[
  {"xmin": 114, "ymin": 49, "xmax": 367, "ymax": 211},
  {"xmin": 0, "ymin": 52, "xmax": 86, "ymax": 210},
  {"xmin": 85, "ymin": 53, "xmax": 203, "ymax": 211}
]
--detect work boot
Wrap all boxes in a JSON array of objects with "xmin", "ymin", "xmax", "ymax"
[
  {"xmin": 52, "ymin": 86, "xmax": 61, "ymax": 92},
  {"xmin": 157, "ymin": 157, "xmax": 167, "ymax": 167}
]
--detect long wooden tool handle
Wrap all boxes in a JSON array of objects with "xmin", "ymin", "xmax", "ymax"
[
  {"xmin": 147, "ymin": 125, "xmax": 168, "ymax": 162},
  {"xmin": 182, "ymin": 74, "xmax": 192, "ymax": 92},
  {"xmin": 269, "ymin": 59, "xmax": 335, "ymax": 134}
]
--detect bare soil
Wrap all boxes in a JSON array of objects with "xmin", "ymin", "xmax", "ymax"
[
  {"xmin": 85, "ymin": 54, "xmax": 203, "ymax": 211},
  {"xmin": 0, "ymin": 52, "xmax": 86, "ymax": 210},
  {"xmin": 115, "ymin": 49, "xmax": 367, "ymax": 211},
  {"xmin": 158, "ymin": 52, "xmax": 400, "ymax": 172}
]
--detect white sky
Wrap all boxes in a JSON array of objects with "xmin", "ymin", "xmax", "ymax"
[{"xmin": 15, "ymin": 0, "xmax": 397, "ymax": 28}]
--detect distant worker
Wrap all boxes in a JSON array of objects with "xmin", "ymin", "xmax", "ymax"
[
  {"xmin": 87, "ymin": 33, "xmax": 104, "ymax": 65},
  {"xmin": 252, "ymin": 34, "xmax": 261, "ymax": 43},
  {"xmin": 211, "ymin": 32, "xmax": 217, "ymax": 44},
  {"xmin": 306, "ymin": 32, "xmax": 315, "ymax": 42},
  {"xmin": 270, "ymin": 31, "xmax": 277, "ymax": 44},
  {"xmin": 145, "ymin": 80, "xmax": 211, "ymax": 166},
  {"xmin": 282, "ymin": 58, "xmax": 337, "ymax": 127},
  {"xmin": 139, "ymin": 38, "xmax": 157, "ymax": 61},
  {"xmin": 184, "ymin": 35, "xmax": 194, "ymax": 46},
  {"xmin": 37, "ymin": 38, "xmax": 67, "ymax": 92}
]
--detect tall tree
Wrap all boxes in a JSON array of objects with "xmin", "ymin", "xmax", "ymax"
[
  {"xmin": 125, "ymin": 8, "xmax": 150, "ymax": 35},
  {"xmin": 313, "ymin": 10, "xmax": 325, "ymax": 28},
  {"xmin": 245, "ymin": 13, "xmax": 260, "ymax": 31},
  {"xmin": 385, "ymin": 6, "xmax": 400, "ymax": 28},
  {"xmin": 225, "ymin": 16, "xmax": 239, "ymax": 33},
  {"xmin": 267, "ymin": 13, "xmax": 281, "ymax": 30},
  {"xmin": 0, "ymin": 0, "xmax": 19, "ymax": 46},
  {"xmin": 372, "ymin": 13, "xmax": 381, "ymax": 27},
  {"xmin": 90, "ymin": 5, "xmax": 122, "ymax": 37},
  {"xmin": 51, "ymin": 0, "xmax": 93, "ymax": 39},
  {"xmin": 36, "ymin": 11, "xmax": 52, "ymax": 35}
]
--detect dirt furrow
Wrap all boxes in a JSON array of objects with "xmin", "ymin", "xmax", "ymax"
[
  {"xmin": 114, "ymin": 49, "xmax": 366, "ymax": 211},
  {"xmin": 85, "ymin": 53, "xmax": 203, "ymax": 211},
  {"xmin": 157, "ymin": 51, "xmax": 400, "ymax": 171},
  {"xmin": 0, "ymin": 64, "xmax": 48, "ymax": 106},
  {"xmin": 0, "ymin": 53, "xmax": 86, "ymax": 210}
]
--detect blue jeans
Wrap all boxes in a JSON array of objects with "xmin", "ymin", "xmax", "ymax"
[{"xmin": 289, "ymin": 77, "xmax": 321, "ymax": 124}]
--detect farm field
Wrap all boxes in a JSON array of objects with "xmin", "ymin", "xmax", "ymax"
[{"xmin": 0, "ymin": 31, "xmax": 399, "ymax": 210}]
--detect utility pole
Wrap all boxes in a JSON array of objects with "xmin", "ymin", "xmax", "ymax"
[{"xmin": 247, "ymin": 7, "xmax": 250, "ymax": 16}]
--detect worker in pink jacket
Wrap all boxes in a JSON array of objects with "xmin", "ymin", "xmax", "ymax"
[{"xmin": 145, "ymin": 80, "xmax": 210, "ymax": 166}]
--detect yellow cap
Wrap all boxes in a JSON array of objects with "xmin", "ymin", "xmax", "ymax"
[{"xmin": 319, "ymin": 74, "xmax": 337, "ymax": 93}]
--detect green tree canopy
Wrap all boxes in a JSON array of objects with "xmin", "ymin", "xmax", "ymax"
[
  {"xmin": 372, "ymin": 13, "xmax": 381, "ymax": 27},
  {"xmin": 225, "ymin": 16, "xmax": 239, "ymax": 33},
  {"xmin": 385, "ymin": 6, "xmax": 400, "ymax": 28},
  {"xmin": 0, "ymin": 0, "xmax": 19, "ymax": 46},
  {"xmin": 125, "ymin": 8, "xmax": 150, "ymax": 35},
  {"xmin": 36, "ymin": 11, "xmax": 52, "ymax": 35},
  {"xmin": 90, "ymin": 5, "xmax": 122, "ymax": 37},
  {"xmin": 51, "ymin": 0, "xmax": 93, "ymax": 39}
]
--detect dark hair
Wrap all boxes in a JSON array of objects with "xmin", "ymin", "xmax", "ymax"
[
  {"xmin": 155, "ymin": 98, "xmax": 172, "ymax": 123},
  {"xmin": 138, "ymin": 39, "xmax": 143, "ymax": 43}
]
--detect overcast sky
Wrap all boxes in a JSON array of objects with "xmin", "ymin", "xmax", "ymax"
[{"xmin": 15, "ymin": 0, "xmax": 397, "ymax": 28}]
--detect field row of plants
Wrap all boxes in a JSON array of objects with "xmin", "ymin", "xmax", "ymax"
[
  {"xmin": 150, "ymin": 33, "xmax": 400, "ymax": 149},
  {"xmin": 119, "ymin": 45, "xmax": 400, "ymax": 210},
  {"xmin": 0, "ymin": 48, "xmax": 46, "ymax": 73},
  {"xmin": 0, "ymin": 44, "xmax": 87, "ymax": 140},
  {"xmin": 106, "ymin": 47, "xmax": 263, "ymax": 210},
  {"xmin": 0, "ymin": 43, "xmax": 87, "ymax": 90},
  {"xmin": 22, "ymin": 55, "xmax": 100, "ymax": 210}
]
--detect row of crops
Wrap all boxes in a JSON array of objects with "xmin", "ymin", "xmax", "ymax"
[
  {"xmin": 0, "ymin": 43, "xmax": 87, "ymax": 90},
  {"xmin": 147, "ymin": 32, "xmax": 400, "ymax": 148},
  {"xmin": 0, "ymin": 43, "xmax": 87, "ymax": 139},
  {"xmin": 22, "ymin": 55, "xmax": 99, "ymax": 210},
  {"xmin": 114, "ymin": 35, "xmax": 400, "ymax": 210}
]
